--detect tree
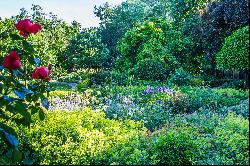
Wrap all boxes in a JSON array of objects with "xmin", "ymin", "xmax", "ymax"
[
  {"xmin": 59, "ymin": 28, "xmax": 110, "ymax": 71},
  {"xmin": 216, "ymin": 26, "xmax": 249, "ymax": 71},
  {"xmin": 198, "ymin": 0, "xmax": 249, "ymax": 75},
  {"xmin": 94, "ymin": 0, "xmax": 170, "ymax": 67}
]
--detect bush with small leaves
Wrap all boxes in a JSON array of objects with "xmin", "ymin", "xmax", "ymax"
[
  {"xmin": 134, "ymin": 58, "xmax": 167, "ymax": 81},
  {"xmin": 216, "ymin": 26, "xmax": 249, "ymax": 71}
]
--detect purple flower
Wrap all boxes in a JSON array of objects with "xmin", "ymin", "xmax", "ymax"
[{"xmin": 143, "ymin": 87, "xmax": 155, "ymax": 94}]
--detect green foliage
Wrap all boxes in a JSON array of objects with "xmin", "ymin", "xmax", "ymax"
[
  {"xmin": 3, "ymin": 108, "xmax": 147, "ymax": 165},
  {"xmin": 95, "ymin": 0, "xmax": 169, "ymax": 63},
  {"xmin": 59, "ymin": 28, "xmax": 110, "ymax": 71},
  {"xmin": 49, "ymin": 82, "xmax": 73, "ymax": 91},
  {"xmin": 150, "ymin": 125, "xmax": 200, "ymax": 165},
  {"xmin": 170, "ymin": 86, "xmax": 249, "ymax": 113},
  {"xmin": 167, "ymin": 0, "xmax": 210, "ymax": 28},
  {"xmin": 117, "ymin": 18, "xmax": 194, "ymax": 78},
  {"xmin": 197, "ymin": 0, "xmax": 249, "ymax": 74},
  {"xmin": 0, "ymin": 19, "xmax": 19, "ymax": 60},
  {"xmin": 134, "ymin": 58, "xmax": 167, "ymax": 81},
  {"xmin": 219, "ymin": 99, "xmax": 249, "ymax": 119},
  {"xmin": 213, "ymin": 112, "xmax": 249, "ymax": 165},
  {"xmin": 170, "ymin": 68, "xmax": 193, "ymax": 86},
  {"xmin": 117, "ymin": 20, "xmax": 168, "ymax": 64},
  {"xmin": 110, "ymin": 70, "xmax": 130, "ymax": 86},
  {"xmin": 90, "ymin": 70, "xmax": 111, "ymax": 86},
  {"xmin": 216, "ymin": 26, "xmax": 249, "ymax": 71}
]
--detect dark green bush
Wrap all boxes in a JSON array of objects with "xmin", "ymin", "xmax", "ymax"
[
  {"xmin": 216, "ymin": 26, "xmax": 249, "ymax": 71},
  {"xmin": 110, "ymin": 70, "xmax": 130, "ymax": 86},
  {"xmin": 170, "ymin": 111, "xmax": 249, "ymax": 165},
  {"xmin": 90, "ymin": 70, "xmax": 111, "ymax": 86},
  {"xmin": 219, "ymin": 99, "xmax": 249, "ymax": 118},
  {"xmin": 134, "ymin": 58, "xmax": 167, "ymax": 81},
  {"xmin": 170, "ymin": 68, "xmax": 193, "ymax": 86},
  {"xmin": 205, "ymin": 79, "xmax": 247, "ymax": 88},
  {"xmin": 59, "ymin": 28, "xmax": 110, "ymax": 71}
]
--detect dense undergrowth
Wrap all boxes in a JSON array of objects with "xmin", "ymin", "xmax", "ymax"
[{"xmin": 0, "ymin": 83, "xmax": 249, "ymax": 165}]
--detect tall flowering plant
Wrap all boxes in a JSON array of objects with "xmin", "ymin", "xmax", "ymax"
[{"xmin": 0, "ymin": 19, "xmax": 50, "ymax": 160}]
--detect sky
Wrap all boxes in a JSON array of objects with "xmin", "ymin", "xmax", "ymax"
[{"xmin": 0, "ymin": 0, "xmax": 125, "ymax": 28}]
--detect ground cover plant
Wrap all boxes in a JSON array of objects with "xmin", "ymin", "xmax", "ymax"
[{"xmin": 0, "ymin": 0, "xmax": 249, "ymax": 165}]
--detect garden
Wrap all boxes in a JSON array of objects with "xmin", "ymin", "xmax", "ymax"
[{"xmin": 0, "ymin": 0, "xmax": 249, "ymax": 165}]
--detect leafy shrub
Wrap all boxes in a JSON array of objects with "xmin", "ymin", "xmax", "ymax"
[
  {"xmin": 49, "ymin": 82, "xmax": 73, "ymax": 91},
  {"xmin": 56, "ymin": 72, "xmax": 83, "ymax": 83},
  {"xmin": 170, "ymin": 68, "xmax": 193, "ymax": 86},
  {"xmin": 219, "ymin": 99, "xmax": 249, "ymax": 118},
  {"xmin": 170, "ymin": 111, "xmax": 249, "ymax": 165},
  {"xmin": 110, "ymin": 70, "xmax": 130, "ymax": 86},
  {"xmin": 189, "ymin": 78, "xmax": 205, "ymax": 86},
  {"xmin": 220, "ymin": 79, "xmax": 247, "ymax": 89},
  {"xmin": 213, "ymin": 112, "xmax": 249, "ymax": 165},
  {"xmin": 149, "ymin": 125, "xmax": 200, "ymax": 165},
  {"xmin": 89, "ymin": 70, "xmax": 111, "ymax": 86},
  {"xmin": 2, "ymin": 108, "xmax": 147, "ymax": 165},
  {"xmin": 216, "ymin": 26, "xmax": 249, "ymax": 71},
  {"xmin": 170, "ymin": 86, "xmax": 249, "ymax": 113},
  {"xmin": 205, "ymin": 78, "xmax": 247, "ymax": 88},
  {"xmin": 76, "ymin": 79, "xmax": 91, "ymax": 91},
  {"xmin": 197, "ymin": 0, "xmax": 249, "ymax": 73},
  {"xmin": 134, "ymin": 58, "xmax": 167, "ymax": 81}
]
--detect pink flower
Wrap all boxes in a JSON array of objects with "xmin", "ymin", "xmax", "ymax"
[
  {"xmin": 32, "ymin": 66, "xmax": 51, "ymax": 81},
  {"xmin": 3, "ymin": 51, "xmax": 21, "ymax": 69},
  {"xmin": 15, "ymin": 19, "xmax": 42, "ymax": 37}
]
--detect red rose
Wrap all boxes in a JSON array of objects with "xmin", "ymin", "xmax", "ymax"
[
  {"xmin": 29, "ymin": 23, "xmax": 42, "ymax": 34},
  {"xmin": 15, "ymin": 19, "xmax": 32, "ymax": 32},
  {"xmin": 15, "ymin": 19, "xmax": 42, "ymax": 37},
  {"xmin": 32, "ymin": 66, "xmax": 50, "ymax": 81},
  {"xmin": 3, "ymin": 51, "xmax": 21, "ymax": 69}
]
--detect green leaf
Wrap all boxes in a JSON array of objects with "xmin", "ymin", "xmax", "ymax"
[
  {"xmin": 31, "ymin": 106, "xmax": 39, "ymax": 115},
  {"xmin": 21, "ymin": 87, "xmax": 34, "ymax": 94},
  {"xmin": 14, "ymin": 117, "xmax": 32, "ymax": 127},
  {"xmin": 39, "ymin": 109, "xmax": 45, "ymax": 121},
  {"xmin": 15, "ymin": 102, "xmax": 32, "ymax": 123},
  {"xmin": 12, "ymin": 148, "xmax": 22, "ymax": 161},
  {"xmin": 3, "ymin": 95, "xmax": 15, "ymax": 103}
]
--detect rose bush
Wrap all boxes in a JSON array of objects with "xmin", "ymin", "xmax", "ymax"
[{"xmin": 0, "ymin": 19, "xmax": 50, "ymax": 161}]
